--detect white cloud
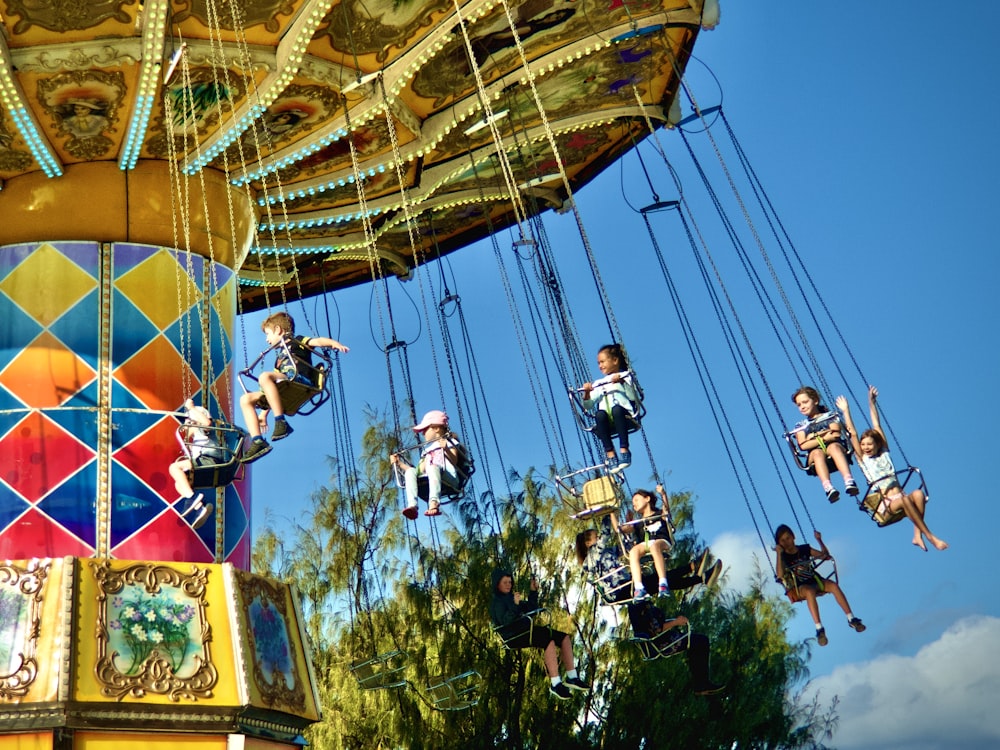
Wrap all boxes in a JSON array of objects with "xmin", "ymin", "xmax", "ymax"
[
  {"xmin": 708, "ymin": 529, "xmax": 769, "ymax": 593},
  {"xmin": 802, "ymin": 615, "xmax": 1000, "ymax": 750}
]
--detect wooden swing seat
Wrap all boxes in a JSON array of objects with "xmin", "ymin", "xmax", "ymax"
[
  {"xmin": 858, "ymin": 466, "xmax": 926, "ymax": 528},
  {"xmin": 351, "ymin": 649, "xmax": 408, "ymax": 690},
  {"xmin": 427, "ymin": 670, "xmax": 481, "ymax": 711},
  {"xmin": 781, "ymin": 556, "xmax": 838, "ymax": 604}
]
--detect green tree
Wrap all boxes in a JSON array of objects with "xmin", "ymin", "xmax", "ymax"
[{"xmin": 253, "ymin": 415, "xmax": 837, "ymax": 749}]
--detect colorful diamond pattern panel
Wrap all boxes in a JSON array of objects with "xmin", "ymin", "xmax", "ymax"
[{"xmin": 0, "ymin": 241, "xmax": 245, "ymax": 566}]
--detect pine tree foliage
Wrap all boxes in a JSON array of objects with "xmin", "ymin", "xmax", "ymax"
[{"xmin": 252, "ymin": 415, "xmax": 838, "ymax": 749}]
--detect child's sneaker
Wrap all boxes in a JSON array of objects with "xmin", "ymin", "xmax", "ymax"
[
  {"xmin": 695, "ymin": 548, "xmax": 711, "ymax": 578},
  {"xmin": 549, "ymin": 682, "xmax": 572, "ymax": 700},
  {"xmin": 617, "ymin": 449, "xmax": 632, "ymax": 471},
  {"xmin": 658, "ymin": 582, "xmax": 670, "ymax": 596},
  {"xmin": 271, "ymin": 419, "xmax": 293, "ymax": 441},
  {"xmin": 241, "ymin": 439, "xmax": 272, "ymax": 463},
  {"xmin": 401, "ymin": 505, "xmax": 419, "ymax": 520},
  {"xmin": 564, "ymin": 676, "xmax": 590, "ymax": 692},
  {"xmin": 180, "ymin": 494, "xmax": 212, "ymax": 530},
  {"xmin": 844, "ymin": 477, "xmax": 859, "ymax": 496},
  {"xmin": 703, "ymin": 560, "xmax": 723, "ymax": 587},
  {"xmin": 825, "ymin": 486, "xmax": 840, "ymax": 503},
  {"xmin": 632, "ymin": 586, "xmax": 649, "ymax": 601},
  {"xmin": 605, "ymin": 454, "xmax": 620, "ymax": 473},
  {"xmin": 816, "ymin": 627, "xmax": 828, "ymax": 646},
  {"xmin": 849, "ymin": 617, "xmax": 866, "ymax": 633}
]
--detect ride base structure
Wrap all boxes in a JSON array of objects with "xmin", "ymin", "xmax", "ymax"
[{"xmin": 0, "ymin": 163, "xmax": 321, "ymax": 750}]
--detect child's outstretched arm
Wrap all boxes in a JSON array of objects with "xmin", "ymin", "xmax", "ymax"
[
  {"xmin": 304, "ymin": 336, "xmax": 349, "ymax": 353},
  {"xmin": 867, "ymin": 386, "xmax": 889, "ymax": 447},
  {"xmin": 835, "ymin": 396, "xmax": 862, "ymax": 456}
]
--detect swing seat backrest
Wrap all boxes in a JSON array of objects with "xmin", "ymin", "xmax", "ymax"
[
  {"xmin": 555, "ymin": 467, "xmax": 623, "ymax": 520},
  {"xmin": 859, "ymin": 466, "xmax": 926, "ymax": 527},
  {"xmin": 577, "ymin": 476, "xmax": 621, "ymax": 520},
  {"xmin": 351, "ymin": 649, "xmax": 408, "ymax": 690},
  {"xmin": 427, "ymin": 670, "xmax": 481, "ymax": 711},
  {"xmin": 272, "ymin": 363, "xmax": 328, "ymax": 416}
]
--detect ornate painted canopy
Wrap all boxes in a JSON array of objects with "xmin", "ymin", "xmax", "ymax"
[{"xmin": 0, "ymin": 0, "xmax": 716, "ymax": 309}]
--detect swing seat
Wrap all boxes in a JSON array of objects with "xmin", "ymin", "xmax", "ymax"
[
  {"xmin": 351, "ymin": 649, "xmax": 408, "ymax": 690},
  {"xmin": 630, "ymin": 623, "xmax": 690, "ymax": 661},
  {"xmin": 784, "ymin": 414, "xmax": 854, "ymax": 477},
  {"xmin": 177, "ymin": 423, "xmax": 247, "ymax": 489},
  {"xmin": 427, "ymin": 670, "xmax": 481, "ymax": 711},
  {"xmin": 239, "ymin": 339, "xmax": 332, "ymax": 417},
  {"xmin": 492, "ymin": 608, "xmax": 548, "ymax": 650},
  {"xmin": 554, "ymin": 467, "xmax": 624, "ymax": 520},
  {"xmin": 568, "ymin": 371, "xmax": 646, "ymax": 439},
  {"xmin": 781, "ymin": 556, "xmax": 837, "ymax": 604},
  {"xmin": 590, "ymin": 564, "xmax": 633, "ymax": 605},
  {"xmin": 619, "ymin": 511, "xmax": 676, "ymax": 548},
  {"xmin": 257, "ymin": 364, "xmax": 328, "ymax": 416},
  {"xmin": 859, "ymin": 466, "xmax": 926, "ymax": 527},
  {"xmin": 391, "ymin": 437, "xmax": 475, "ymax": 505}
]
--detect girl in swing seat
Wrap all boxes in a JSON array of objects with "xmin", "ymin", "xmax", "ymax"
[
  {"xmin": 580, "ymin": 344, "xmax": 641, "ymax": 473},
  {"xmin": 774, "ymin": 524, "xmax": 865, "ymax": 646},
  {"xmin": 791, "ymin": 385, "xmax": 858, "ymax": 503},
  {"xmin": 837, "ymin": 387, "xmax": 948, "ymax": 551}
]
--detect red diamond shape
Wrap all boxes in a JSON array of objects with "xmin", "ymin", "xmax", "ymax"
[{"xmin": 0, "ymin": 411, "xmax": 94, "ymax": 502}]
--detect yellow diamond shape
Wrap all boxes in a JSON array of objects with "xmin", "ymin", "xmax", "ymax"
[
  {"xmin": 0, "ymin": 243, "xmax": 98, "ymax": 327},
  {"xmin": 115, "ymin": 248, "xmax": 202, "ymax": 331},
  {"xmin": 210, "ymin": 272, "xmax": 235, "ymax": 344}
]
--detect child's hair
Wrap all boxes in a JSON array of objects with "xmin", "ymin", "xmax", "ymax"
[
  {"xmin": 575, "ymin": 529, "xmax": 598, "ymax": 565},
  {"xmin": 598, "ymin": 343, "xmax": 628, "ymax": 372},
  {"xmin": 859, "ymin": 428, "xmax": 887, "ymax": 455},
  {"xmin": 774, "ymin": 523, "xmax": 794, "ymax": 545},
  {"xmin": 791, "ymin": 385, "xmax": 827, "ymax": 411},
  {"xmin": 633, "ymin": 488, "xmax": 659, "ymax": 512},
  {"xmin": 262, "ymin": 311, "xmax": 294, "ymax": 335}
]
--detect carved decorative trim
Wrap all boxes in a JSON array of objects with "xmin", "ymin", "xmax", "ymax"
[
  {"xmin": 4, "ymin": 0, "xmax": 135, "ymax": 34},
  {"xmin": 11, "ymin": 42, "xmax": 139, "ymax": 73},
  {"xmin": 91, "ymin": 561, "xmax": 218, "ymax": 702},
  {"xmin": 0, "ymin": 559, "xmax": 49, "ymax": 700}
]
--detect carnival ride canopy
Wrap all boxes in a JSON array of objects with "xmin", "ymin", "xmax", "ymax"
[{"xmin": 0, "ymin": 0, "xmax": 714, "ymax": 308}]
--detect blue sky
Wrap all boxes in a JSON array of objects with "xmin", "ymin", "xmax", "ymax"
[{"xmin": 245, "ymin": 4, "xmax": 1000, "ymax": 746}]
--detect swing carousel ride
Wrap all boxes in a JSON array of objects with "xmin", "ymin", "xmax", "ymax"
[{"xmin": 0, "ymin": 0, "xmax": 719, "ymax": 747}]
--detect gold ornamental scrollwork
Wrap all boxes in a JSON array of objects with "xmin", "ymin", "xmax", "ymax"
[
  {"xmin": 235, "ymin": 570, "xmax": 306, "ymax": 712},
  {"xmin": 0, "ymin": 560, "xmax": 49, "ymax": 700},
  {"xmin": 91, "ymin": 561, "xmax": 218, "ymax": 702}
]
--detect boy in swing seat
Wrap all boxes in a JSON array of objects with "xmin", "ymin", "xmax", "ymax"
[{"xmin": 240, "ymin": 312, "xmax": 349, "ymax": 463}]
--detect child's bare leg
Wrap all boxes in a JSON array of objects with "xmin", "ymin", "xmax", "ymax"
[
  {"xmin": 828, "ymin": 443, "xmax": 853, "ymax": 480},
  {"xmin": 559, "ymin": 636, "xmax": 575, "ymax": 670},
  {"xmin": 170, "ymin": 459, "xmax": 194, "ymax": 497},
  {"xmin": 544, "ymin": 640, "xmax": 559, "ymax": 678},
  {"xmin": 649, "ymin": 540, "xmax": 668, "ymax": 580},
  {"xmin": 809, "ymin": 449, "xmax": 831, "ymax": 483},
  {"xmin": 906, "ymin": 489, "xmax": 947, "ymax": 550},
  {"xmin": 824, "ymin": 581, "xmax": 853, "ymax": 616},
  {"xmin": 240, "ymin": 392, "xmax": 263, "ymax": 438},
  {"xmin": 802, "ymin": 588, "xmax": 821, "ymax": 625},
  {"xmin": 258, "ymin": 372, "xmax": 285, "ymax": 418},
  {"xmin": 629, "ymin": 545, "xmax": 646, "ymax": 589}
]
